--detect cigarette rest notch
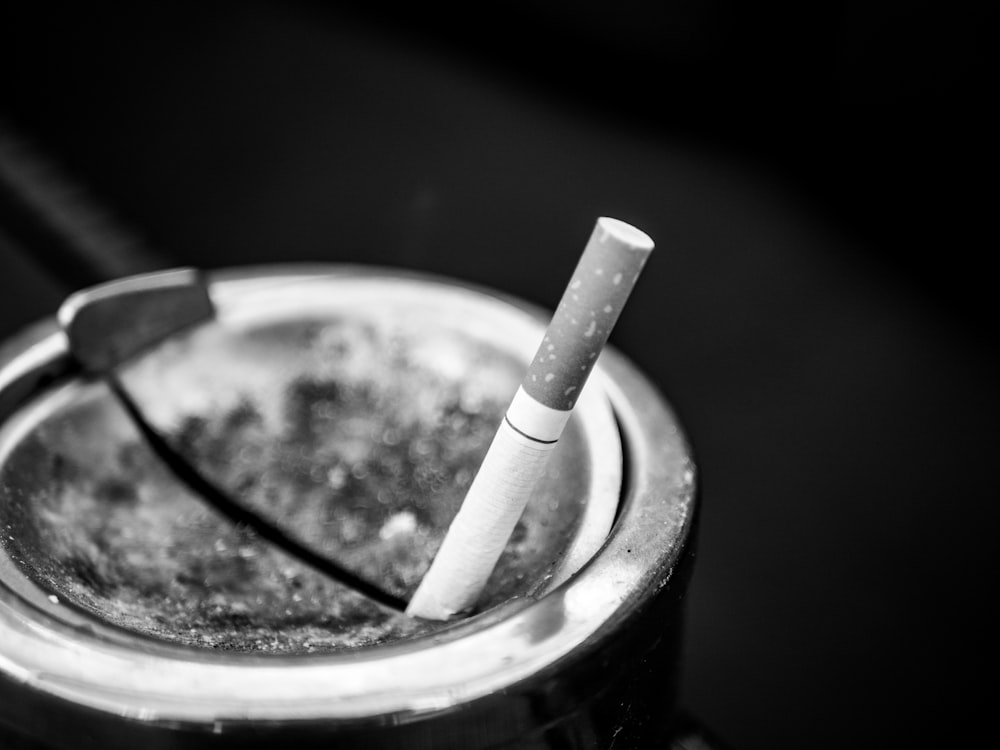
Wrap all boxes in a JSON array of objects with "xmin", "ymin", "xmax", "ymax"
[{"xmin": 58, "ymin": 268, "xmax": 215, "ymax": 375}]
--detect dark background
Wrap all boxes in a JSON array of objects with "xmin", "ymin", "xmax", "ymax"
[{"xmin": 0, "ymin": 2, "xmax": 995, "ymax": 747}]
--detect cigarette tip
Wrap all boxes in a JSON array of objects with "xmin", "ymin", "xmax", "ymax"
[{"xmin": 596, "ymin": 217, "xmax": 654, "ymax": 253}]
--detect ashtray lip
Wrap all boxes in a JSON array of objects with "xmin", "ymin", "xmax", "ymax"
[{"xmin": 0, "ymin": 265, "xmax": 696, "ymax": 726}]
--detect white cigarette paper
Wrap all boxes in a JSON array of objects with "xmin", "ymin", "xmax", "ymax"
[{"xmin": 406, "ymin": 218, "xmax": 654, "ymax": 620}]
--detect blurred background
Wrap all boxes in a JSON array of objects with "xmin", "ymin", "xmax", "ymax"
[{"xmin": 0, "ymin": 1, "xmax": 994, "ymax": 747}]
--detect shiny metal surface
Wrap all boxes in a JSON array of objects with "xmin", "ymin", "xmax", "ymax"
[{"xmin": 0, "ymin": 266, "xmax": 696, "ymax": 748}]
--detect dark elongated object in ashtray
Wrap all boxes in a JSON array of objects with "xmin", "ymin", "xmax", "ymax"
[
  {"xmin": 0, "ymin": 259, "xmax": 697, "ymax": 748},
  {"xmin": 58, "ymin": 267, "xmax": 408, "ymax": 612}
]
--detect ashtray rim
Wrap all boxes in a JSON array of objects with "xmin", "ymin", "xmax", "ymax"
[{"xmin": 0, "ymin": 265, "xmax": 695, "ymax": 726}]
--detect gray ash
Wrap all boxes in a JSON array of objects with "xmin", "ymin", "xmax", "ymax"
[{"xmin": 0, "ymin": 314, "xmax": 589, "ymax": 653}]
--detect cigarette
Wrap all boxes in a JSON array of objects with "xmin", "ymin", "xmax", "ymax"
[{"xmin": 406, "ymin": 217, "xmax": 654, "ymax": 620}]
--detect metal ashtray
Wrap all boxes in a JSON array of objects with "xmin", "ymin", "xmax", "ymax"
[{"xmin": 0, "ymin": 266, "xmax": 696, "ymax": 748}]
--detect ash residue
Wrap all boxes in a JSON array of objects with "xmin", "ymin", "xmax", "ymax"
[{"xmin": 0, "ymin": 315, "xmax": 589, "ymax": 653}]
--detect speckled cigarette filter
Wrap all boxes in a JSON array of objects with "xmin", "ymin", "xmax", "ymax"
[{"xmin": 406, "ymin": 218, "xmax": 654, "ymax": 620}]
